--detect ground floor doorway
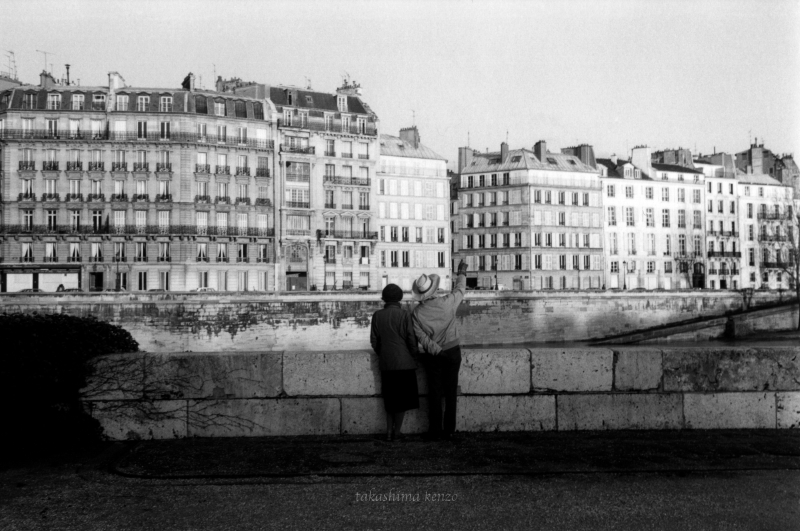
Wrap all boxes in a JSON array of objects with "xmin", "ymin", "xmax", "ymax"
[
  {"xmin": 286, "ymin": 273, "xmax": 307, "ymax": 291},
  {"xmin": 89, "ymin": 272, "xmax": 104, "ymax": 292}
]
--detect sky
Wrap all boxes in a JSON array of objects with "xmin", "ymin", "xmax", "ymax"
[{"xmin": 1, "ymin": 0, "xmax": 798, "ymax": 167}]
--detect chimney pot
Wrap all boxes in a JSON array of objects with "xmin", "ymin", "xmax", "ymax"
[{"xmin": 500, "ymin": 142, "xmax": 509, "ymax": 163}]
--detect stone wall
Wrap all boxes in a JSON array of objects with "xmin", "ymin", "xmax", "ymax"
[
  {"xmin": 82, "ymin": 346, "xmax": 800, "ymax": 439},
  {"xmin": 0, "ymin": 290, "xmax": 791, "ymax": 351}
]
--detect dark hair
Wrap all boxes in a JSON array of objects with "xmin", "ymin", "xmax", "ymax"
[{"xmin": 381, "ymin": 284, "xmax": 403, "ymax": 303}]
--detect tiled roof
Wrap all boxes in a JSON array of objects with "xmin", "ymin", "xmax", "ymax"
[
  {"xmin": 270, "ymin": 86, "xmax": 368, "ymax": 115},
  {"xmin": 462, "ymin": 148, "xmax": 596, "ymax": 174},
  {"xmin": 651, "ymin": 162, "xmax": 704, "ymax": 175},
  {"xmin": 379, "ymin": 134, "xmax": 445, "ymax": 161}
]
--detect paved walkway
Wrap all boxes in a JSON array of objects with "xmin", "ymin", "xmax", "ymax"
[{"xmin": 2, "ymin": 431, "xmax": 799, "ymax": 530}]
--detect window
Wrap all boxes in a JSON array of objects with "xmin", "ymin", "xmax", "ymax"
[
  {"xmin": 693, "ymin": 190, "xmax": 701, "ymax": 203},
  {"xmin": 607, "ymin": 185, "xmax": 615, "ymax": 198},
  {"xmin": 137, "ymin": 121, "xmax": 147, "ymax": 140},
  {"xmin": 137, "ymin": 95, "xmax": 150, "ymax": 112},
  {"xmin": 625, "ymin": 207, "xmax": 634, "ymax": 227},
  {"xmin": 160, "ymin": 96, "xmax": 173, "ymax": 112},
  {"xmin": 48, "ymin": 93, "xmax": 61, "ymax": 110},
  {"xmin": 215, "ymin": 101, "xmax": 226, "ymax": 116},
  {"xmin": 678, "ymin": 209, "xmax": 686, "ymax": 228},
  {"xmin": 662, "ymin": 209, "xmax": 670, "ymax": 228},
  {"xmin": 646, "ymin": 208, "xmax": 654, "ymax": 227},
  {"xmin": 645, "ymin": 187, "xmax": 653, "ymax": 199},
  {"xmin": 337, "ymin": 95, "xmax": 347, "ymax": 112},
  {"xmin": 116, "ymin": 95, "xmax": 128, "ymax": 111},
  {"xmin": 625, "ymin": 186, "xmax": 633, "ymax": 198},
  {"xmin": 159, "ymin": 121, "xmax": 170, "ymax": 140},
  {"xmin": 662, "ymin": 188, "xmax": 669, "ymax": 201},
  {"xmin": 72, "ymin": 94, "xmax": 85, "ymax": 110}
]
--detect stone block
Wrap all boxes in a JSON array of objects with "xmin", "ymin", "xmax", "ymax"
[
  {"xmin": 456, "ymin": 395, "xmax": 556, "ymax": 432},
  {"xmin": 82, "ymin": 353, "xmax": 146, "ymax": 401},
  {"xmin": 777, "ymin": 392, "xmax": 800, "ymax": 429},
  {"xmin": 531, "ymin": 348, "xmax": 613, "ymax": 392},
  {"xmin": 143, "ymin": 351, "xmax": 282, "ymax": 400},
  {"xmin": 614, "ymin": 349, "xmax": 662, "ymax": 391},
  {"xmin": 663, "ymin": 347, "xmax": 800, "ymax": 392},
  {"xmin": 283, "ymin": 351, "xmax": 377, "ymax": 396},
  {"xmin": 341, "ymin": 398, "xmax": 429, "ymax": 435},
  {"xmin": 557, "ymin": 394, "xmax": 682, "ymax": 430},
  {"xmin": 187, "ymin": 398, "xmax": 340, "ymax": 437},
  {"xmin": 91, "ymin": 399, "xmax": 186, "ymax": 440},
  {"xmin": 459, "ymin": 349, "xmax": 530, "ymax": 394},
  {"xmin": 684, "ymin": 392, "xmax": 776, "ymax": 429}
]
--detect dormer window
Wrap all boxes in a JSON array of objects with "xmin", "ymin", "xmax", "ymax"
[
  {"xmin": 305, "ymin": 95, "xmax": 313, "ymax": 106},
  {"xmin": 288, "ymin": 92, "xmax": 294, "ymax": 105},
  {"xmin": 214, "ymin": 101, "xmax": 226, "ymax": 117},
  {"xmin": 72, "ymin": 94, "xmax": 85, "ymax": 110},
  {"xmin": 634, "ymin": 169, "xmax": 641, "ymax": 179},
  {"xmin": 48, "ymin": 93, "xmax": 61, "ymax": 110},
  {"xmin": 92, "ymin": 94, "xmax": 106, "ymax": 111},
  {"xmin": 337, "ymin": 95, "xmax": 347, "ymax": 112},
  {"xmin": 283, "ymin": 109, "xmax": 292, "ymax": 126},
  {"xmin": 160, "ymin": 96, "xmax": 173, "ymax": 112},
  {"xmin": 137, "ymin": 95, "xmax": 150, "ymax": 112},
  {"xmin": 342, "ymin": 114, "xmax": 351, "ymax": 133}
]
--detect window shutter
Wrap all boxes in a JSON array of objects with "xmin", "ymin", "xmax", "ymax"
[
  {"xmin": 592, "ymin": 213, "xmax": 600, "ymax": 227},
  {"xmin": 533, "ymin": 210, "xmax": 541, "ymax": 225}
]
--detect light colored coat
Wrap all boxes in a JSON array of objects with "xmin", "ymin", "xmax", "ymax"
[{"xmin": 411, "ymin": 273, "xmax": 467, "ymax": 354}]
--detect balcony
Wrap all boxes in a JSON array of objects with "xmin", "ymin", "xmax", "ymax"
[
  {"xmin": 324, "ymin": 258, "xmax": 336, "ymax": 265},
  {"xmin": 324, "ymin": 150, "xmax": 335, "ymax": 157},
  {"xmin": 195, "ymin": 164, "xmax": 211, "ymax": 174},
  {"xmin": 325, "ymin": 203, "xmax": 336, "ymax": 209},
  {"xmin": 195, "ymin": 194, "xmax": 211, "ymax": 203},
  {"xmin": 66, "ymin": 162, "xmax": 83, "ymax": 171},
  {"xmin": 134, "ymin": 256, "xmax": 148, "ymax": 262},
  {"xmin": 155, "ymin": 194, "xmax": 173, "ymax": 203},
  {"xmin": 112, "ymin": 256, "xmax": 127, "ymax": 263},
  {"xmin": 237, "ymin": 257, "xmax": 250, "ymax": 263},
  {"xmin": 89, "ymin": 256, "xmax": 104, "ymax": 263},
  {"xmin": 340, "ymin": 152, "xmax": 353, "ymax": 159},
  {"xmin": 760, "ymin": 234, "xmax": 791, "ymax": 242},
  {"xmin": 320, "ymin": 230, "xmax": 379, "ymax": 240},
  {"xmin": 42, "ymin": 162, "xmax": 59, "ymax": 171},
  {"xmin": 286, "ymin": 201, "xmax": 310, "ymax": 209},
  {"xmin": 216, "ymin": 165, "xmax": 230, "ymax": 175},
  {"xmin": 215, "ymin": 196, "xmax": 230, "ymax": 204},
  {"xmin": 18, "ymin": 161, "xmax": 36, "ymax": 171},
  {"xmin": 341, "ymin": 204, "xmax": 353, "ymax": 210},
  {"xmin": 132, "ymin": 194, "xmax": 149, "ymax": 202},
  {"xmin": 235, "ymin": 166, "xmax": 250, "ymax": 176},
  {"xmin": 196, "ymin": 256, "xmax": 210, "ymax": 263},
  {"xmin": 88, "ymin": 162, "xmax": 104, "ymax": 172},
  {"xmin": 112, "ymin": 162, "xmax": 127, "ymax": 172},
  {"xmin": 41, "ymin": 193, "xmax": 60, "ymax": 202},
  {"xmin": 708, "ymin": 268, "xmax": 719, "ymax": 275},
  {"xmin": 235, "ymin": 197, "xmax": 251, "ymax": 205},
  {"xmin": 761, "ymin": 262, "xmax": 788, "ymax": 269},
  {"xmin": 66, "ymin": 193, "xmax": 83, "ymax": 202},
  {"xmin": 255, "ymin": 198, "xmax": 272, "ymax": 207},
  {"xmin": 133, "ymin": 163, "xmax": 149, "ymax": 172},
  {"xmin": 358, "ymin": 154, "xmax": 369, "ymax": 160},
  {"xmin": 68, "ymin": 256, "xmax": 82, "ymax": 263},
  {"xmin": 111, "ymin": 193, "xmax": 128, "ymax": 202},
  {"xmin": 758, "ymin": 212, "xmax": 789, "ymax": 221},
  {"xmin": 216, "ymin": 257, "xmax": 230, "ymax": 263},
  {"xmin": 286, "ymin": 229, "xmax": 311, "ymax": 236},
  {"xmin": 247, "ymin": 227, "xmax": 275, "ymax": 237},
  {"xmin": 324, "ymin": 176, "xmax": 371, "ymax": 187},
  {"xmin": 256, "ymin": 168, "xmax": 270, "ymax": 178},
  {"xmin": 707, "ymin": 251, "xmax": 741, "ymax": 258},
  {"xmin": 280, "ymin": 145, "xmax": 315, "ymax": 155},
  {"xmin": 158, "ymin": 256, "xmax": 172, "ymax": 262},
  {"xmin": 17, "ymin": 193, "xmax": 36, "ymax": 202},
  {"xmin": 88, "ymin": 193, "xmax": 105, "ymax": 202},
  {"xmin": 156, "ymin": 163, "xmax": 172, "ymax": 172}
]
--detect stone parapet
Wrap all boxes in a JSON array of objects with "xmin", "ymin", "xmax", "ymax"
[{"xmin": 81, "ymin": 346, "xmax": 800, "ymax": 440}]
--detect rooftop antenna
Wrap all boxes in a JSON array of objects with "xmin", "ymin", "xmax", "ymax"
[
  {"xmin": 36, "ymin": 49, "xmax": 54, "ymax": 72},
  {"xmin": 4, "ymin": 51, "xmax": 17, "ymax": 79}
]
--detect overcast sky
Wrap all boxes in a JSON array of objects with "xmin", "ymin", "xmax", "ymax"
[{"xmin": 2, "ymin": 0, "xmax": 797, "ymax": 166}]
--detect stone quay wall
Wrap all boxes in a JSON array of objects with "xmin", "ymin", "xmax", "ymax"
[
  {"xmin": 82, "ymin": 346, "xmax": 800, "ymax": 440},
  {"xmin": 0, "ymin": 290, "xmax": 792, "ymax": 351}
]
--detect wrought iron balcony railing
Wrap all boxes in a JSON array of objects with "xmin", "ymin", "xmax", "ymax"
[
  {"xmin": 41, "ymin": 193, "xmax": 60, "ymax": 201},
  {"xmin": 66, "ymin": 193, "xmax": 83, "ymax": 202},
  {"xmin": 707, "ymin": 251, "xmax": 741, "ymax": 258},
  {"xmin": 235, "ymin": 166, "xmax": 250, "ymax": 176},
  {"xmin": 155, "ymin": 194, "xmax": 172, "ymax": 202},
  {"xmin": 255, "ymin": 198, "xmax": 272, "ymax": 207},
  {"xmin": 216, "ymin": 165, "xmax": 230, "ymax": 175},
  {"xmin": 18, "ymin": 193, "xmax": 36, "ymax": 201},
  {"xmin": 215, "ymin": 196, "xmax": 230, "ymax": 204},
  {"xmin": 133, "ymin": 162, "xmax": 149, "ymax": 171},
  {"xmin": 323, "ymin": 176, "xmax": 371, "ymax": 187},
  {"xmin": 280, "ymin": 145, "xmax": 315, "ymax": 155},
  {"xmin": 66, "ymin": 162, "xmax": 82, "ymax": 171},
  {"xmin": 286, "ymin": 201, "xmax": 310, "ymax": 209},
  {"xmin": 255, "ymin": 168, "xmax": 270, "ymax": 178},
  {"xmin": 43, "ymin": 162, "xmax": 59, "ymax": 171},
  {"xmin": 195, "ymin": 194, "xmax": 211, "ymax": 203},
  {"xmin": 88, "ymin": 162, "xmax": 104, "ymax": 171},
  {"xmin": 19, "ymin": 161, "xmax": 36, "ymax": 171},
  {"xmin": 319, "ymin": 230, "xmax": 379, "ymax": 240},
  {"xmin": 196, "ymin": 164, "xmax": 211, "ymax": 174},
  {"xmin": 87, "ymin": 193, "xmax": 105, "ymax": 201},
  {"xmin": 156, "ymin": 163, "xmax": 172, "ymax": 172},
  {"xmin": 132, "ymin": 194, "xmax": 149, "ymax": 202},
  {"xmin": 111, "ymin": 193, "xmax": 128, "ymax": 202}
]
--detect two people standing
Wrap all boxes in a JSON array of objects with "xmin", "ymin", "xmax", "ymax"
[{"xmin": 369, "ymin": 260, "xmax": 468, "ymax": 441}]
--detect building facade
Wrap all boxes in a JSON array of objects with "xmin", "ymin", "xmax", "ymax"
[
  {"xmin": 0, "ymin": 71, "xmax": 277, "ymax": 292},
  {"xmin": 375, "ymin": 127, "xmax": 450, "ymax": 291},
  {"xmin": 267, "ymin": 80, "xmax": 380, "ymax": 291},
  {"xmin": 453, "ymin": 141, "xmax": 604, "ymax": 290},
  {"xmin": 597, "ymin": 147, "xmax": 706, "ymax": 290},
  {"xmin": 737, "ymin": 172, "xmax": 795, "ymax": 291}
]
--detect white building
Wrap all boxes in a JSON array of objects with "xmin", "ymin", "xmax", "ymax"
[
  {"xmin": 376, "ymin": 127, "xmax": 450, "ymax": 291},
  {"xmin": 598, "ymin": 146, "xmax": 706, "ymax": 290}
]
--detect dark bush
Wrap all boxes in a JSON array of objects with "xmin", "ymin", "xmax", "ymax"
[{"xmin": 0, "ymin": 313, "xmax": 139, "ymax": 452}]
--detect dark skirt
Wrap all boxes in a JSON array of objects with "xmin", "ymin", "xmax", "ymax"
[{"xmin": 381, "ymin": 369, "xmax": 420, "ymax": 413}]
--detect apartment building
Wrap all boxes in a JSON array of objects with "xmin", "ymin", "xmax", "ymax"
[
  {"xmin": 597, "ymin": 147, "xmax": 706, "ymax": 290},
  {"xmin": 376, "ymin": 127, "xmax": 449, "ymax": 291},
  {"xmin": 0, "ymin": 70, "xmax": 277, "ymax": 292},
  {"xmin": 453, "ymin": 141, "xmax": 604, "ymax": 290},
  {"xmin": 736, "ymin": 139, "xmax": 800, "ymax": 196},
  {"xmin": 694, "ymin": 153, "xmax": 742, "ymax": 289},
  {"xmin": 737, "ymin": 171, "xmax": 795, "ymax": 290},
  {"xmin": 268, "ymin": 80, "xmax": 380, "ymax": 291}
]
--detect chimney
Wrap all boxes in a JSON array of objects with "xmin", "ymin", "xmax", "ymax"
[
  {"xmin": 630, "ymin": 145, "xmax": 652, "ymax": 178},
  {"xmin": 500, "ymin": 142, "xmax": 509, "ymax": 163},
  {"xmin": 65, "ymin": 64, "xmax": 70, "ymax": 85},
  {"xmin": 182, "ymin": 72, "xmax": 196, "ymax": 92},
  {"xmin": 458, "ymin": 147, "xmax": 474, "ymax": 173},
  {"xmin": 399, "ymin": 126, "xmax": 420, "ymax": 149},
  {"xmin": 107, "ymin": 71, "xmax": 126, "ymax": 91},
  {"xmin": 215, "ymin": 76, "xmax": 224, "ymax": 92},
  {"xmin": 610, "ymin": 154, "xmax": 618, "ymax": 165},
  {"xmin": 39, "ymin": 70, "xmax": 57, "ymax": 89},
  {"xmin": 534, "ymin": 140, "xmax": 547, "ymax": 161}
]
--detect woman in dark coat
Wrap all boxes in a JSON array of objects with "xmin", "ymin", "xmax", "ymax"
[{"xmin": 370, "ymin": 284, "xmax": 420, "ymax": 441}]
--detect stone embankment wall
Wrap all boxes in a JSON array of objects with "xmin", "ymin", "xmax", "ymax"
[
  {"xmin": 0, "ymin": 290, "xmax": 791, "ymax": 351},
  {"xmin": 82, "ymin": 347, "xmax": 800, "ymax": 439}
]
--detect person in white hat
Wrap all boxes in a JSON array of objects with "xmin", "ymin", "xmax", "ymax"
[{"xmin": 411, "ymin": 259, "xmax": 468, "ymax": 441}]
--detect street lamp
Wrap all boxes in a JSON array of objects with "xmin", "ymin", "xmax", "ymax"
[{"xmin": 622, "ymin": 260, "xmax": 627, "ymax": 290}]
